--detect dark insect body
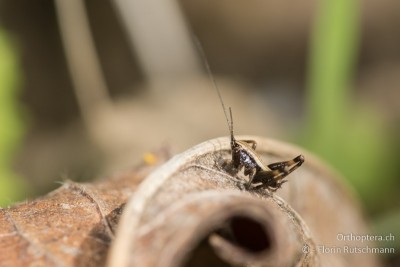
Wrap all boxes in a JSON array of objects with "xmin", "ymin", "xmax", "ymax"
[
  {"xmin": 222, "ymin": 108, "xmax": 304, "ymax": 191},
  {"xmin": 198, "ymin": 39, "xmax": 304, "ymax": 191}
]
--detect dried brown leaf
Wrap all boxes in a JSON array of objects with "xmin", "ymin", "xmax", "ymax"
[
  {"xmin": 108, "ymin": 136, "xmax": 381, "ymax": 267},
  {"xmin": 0, "ymin": 149, "xmax": 169, "ymax": 267},
  {"xmin": 0, "ymin": 137, "xmax": 381, "ymax": 267}
]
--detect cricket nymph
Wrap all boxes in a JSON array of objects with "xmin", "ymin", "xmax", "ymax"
[
  {"xmin": 223, "ymin": 109, "xmax": 304, "ymax": 192},
  {"xmin": 198, "ymin": 39, "xmax": 304, "ymax": 192}
]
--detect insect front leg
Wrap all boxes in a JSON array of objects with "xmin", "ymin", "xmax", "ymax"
[
  {"xmin": 221, "ymin": 159, "xmax": 237, "ymax": 176},
  {"xmin": 241, "ymin": 140, "xmax": 257, "ymax": 150},
  {"xmin": 221, "ymin": 160, "xmax": 248, "ymax": 189},
  {"xmin": 221, "ymin": 151, "xmax": 242, "ymax": 177},
  {"xmin": 244, "ymin": 166, "xmax": 257, "ymax": 189}
]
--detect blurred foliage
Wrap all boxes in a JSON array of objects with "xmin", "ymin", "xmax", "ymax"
[
  {"xmin": 303, "ymin": 0, "xmax": 397, "ymax": 214},
  {"xmin": 0, "ymin": 27, "xmax": 26, "ymax": 206},
  {"xmin": 302, "ymin": 2, "xmax": 400, "ymax": 261}
]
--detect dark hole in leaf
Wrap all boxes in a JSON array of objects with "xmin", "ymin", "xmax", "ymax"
[
  {"xmin": 217, "ymin": 215, "xmax": 272, "ymax": 253},
  {"xmin": 184, "ymin": 215, "xmax": 273, "ymax": 267},
  {"xmin": 184, "ymin": 239, "xmax": 231, "ymax": 267}
]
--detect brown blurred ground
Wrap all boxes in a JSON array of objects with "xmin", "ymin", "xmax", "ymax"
[{"xmin": 0, "ymin": 0, "xmax": 399, "ymax": 199}]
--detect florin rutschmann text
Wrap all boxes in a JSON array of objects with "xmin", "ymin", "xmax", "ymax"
[{"xmin": 303, "ymin": 233, "xmax": 396, "ymax": 255}]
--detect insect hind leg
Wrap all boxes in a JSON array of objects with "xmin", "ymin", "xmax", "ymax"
[
  {"xmin": 267, "ymin": 155, "xmax": 304, "ymax": 173},
  {"xmin": 250, "ymin": 155, "xmax": 304, "ymax": 190}
]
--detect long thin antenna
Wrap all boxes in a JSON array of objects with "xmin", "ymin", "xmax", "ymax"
[
  {"xmin": 229, "ymin": 107, "xmax": 234, "ymax": 141},
  {"xmin": 193, "ymin": 37, "xmax": 231, "ymax": 132}
]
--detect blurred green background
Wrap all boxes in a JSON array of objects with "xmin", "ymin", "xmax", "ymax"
[
  {"xmin": 0, "ymin": 0, "xmax": 399, "ymax": 265},
  {"xmin": 0, "ymin": 28, "xmax": 27, "ymax": 204}
]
